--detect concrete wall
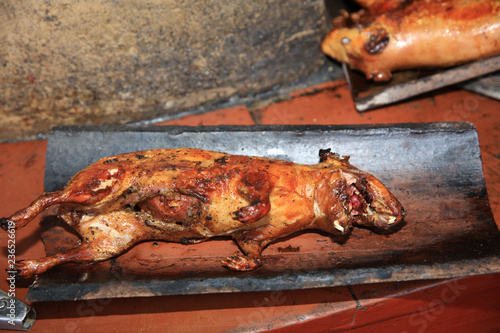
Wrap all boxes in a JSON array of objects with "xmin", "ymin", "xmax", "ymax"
[{"xmin": 0, "ymin": 0, "xmax": 327, "ymax": 141}]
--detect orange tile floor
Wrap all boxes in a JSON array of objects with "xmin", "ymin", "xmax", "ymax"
[{"xmin": 1, "ymin": 78, "xmax": 499, "ymax": 332}]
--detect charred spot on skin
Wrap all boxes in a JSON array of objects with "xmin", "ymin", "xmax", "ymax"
[
  {"xmin": 135, "ymin": 154, "xmax": 147, "ymax": 160},
  {"xmin": 163, "ymin": 164, "xmax": 177, "ymax": 171},
  {"xmin": 103, "ymin": 158, "xmax": 120, "ymax": 164},
  {"xmin": 365, "ymin": 28, "xmax": 389, "ymax": 54},
  {"xmin": 215, "ymin": 156, "xmax": 229, "ymax": 165},
  {"xmin": 0, "ymin": 218, "xmax": 10, "ymax": 231}
]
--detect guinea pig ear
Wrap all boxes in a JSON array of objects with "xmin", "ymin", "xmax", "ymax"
[
  {"xmin": 318, "ymin": 149, "xmax": 350, "ymax": 164},
  {"xmin": 319, "ymin": 148, "xmax": 336, "ymax": 162}
]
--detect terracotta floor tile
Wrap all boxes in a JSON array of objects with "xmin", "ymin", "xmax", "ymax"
[
  {"xmin": 0, "ymin": 140, "xmax": 47, "ymax": 215},
  {"xmin": 0, "ymin": 139, "xmax": 48, "ymax": 300}
]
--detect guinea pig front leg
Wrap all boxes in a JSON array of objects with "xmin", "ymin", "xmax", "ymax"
[
  {"xmin": 223, "ymin": 187, "xmax": 314, "ymax": 271},
  {"xmin": 232, "ymin": 170, "xmax": 271, "ymax": 223}
]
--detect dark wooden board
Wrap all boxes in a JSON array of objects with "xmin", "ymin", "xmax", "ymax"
[{"xmin": 26, "ymin": 122, "xmax": 500, "ymax": 301}]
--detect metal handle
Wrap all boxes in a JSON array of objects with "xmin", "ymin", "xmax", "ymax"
[{"xmin": 0, "ymin": 289, "xmax": 36, "ymax": 331}]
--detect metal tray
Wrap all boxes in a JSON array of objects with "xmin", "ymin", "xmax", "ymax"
[
  {"xmin": 26, "ymin": 122, "xmax": 500, "ymax": 301},
  {"xmin": 345, "ymin": 54, "xmax": 500, "ymax": 112}
]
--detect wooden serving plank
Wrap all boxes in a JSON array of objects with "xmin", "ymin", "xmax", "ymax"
[{"xmin": 26, "ymin": 122, "xmax": 500, "ymax": 301}]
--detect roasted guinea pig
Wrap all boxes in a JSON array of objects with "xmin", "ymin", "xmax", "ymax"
[
  {"xmin": 321, "ymin": 0, "xmax": 500, "ymax": 81},
  {"xmin": 1, "ymin": 148, "xmax": 406, "ymax": 278}
]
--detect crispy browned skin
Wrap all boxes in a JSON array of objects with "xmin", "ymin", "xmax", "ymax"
[
  {"xmin": 321, "ymin": 0, "xmax": 500, "ymax": 81},
  {"xmin": 1, "ymin": 148, "xmax": 406, "ymax": 278}
]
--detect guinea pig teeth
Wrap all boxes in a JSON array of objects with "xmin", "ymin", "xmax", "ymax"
[{"xmin": 334, "ymin": 220, "xmax": 345, "ymax": 233}]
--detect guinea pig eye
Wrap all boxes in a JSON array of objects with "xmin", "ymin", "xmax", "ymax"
[{"xmin": 341, "ymin": 37, "xmax": 351, "ymax": 45}]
